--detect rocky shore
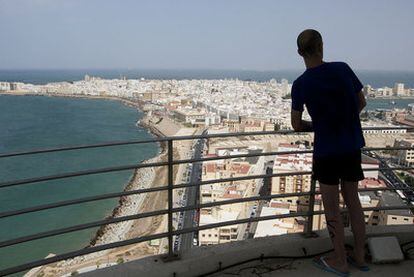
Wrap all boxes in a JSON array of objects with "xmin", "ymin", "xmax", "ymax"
[{"xmin": 4, "ymin": 92, "xmax": 168, "ymax": 275}]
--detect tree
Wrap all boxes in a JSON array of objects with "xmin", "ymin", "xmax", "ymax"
[{"xmin": 116, "ymin": 257, "xmax": 124, "ymax": 264}]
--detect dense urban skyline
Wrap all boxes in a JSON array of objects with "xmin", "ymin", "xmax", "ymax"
[{"xmin": 0, "ymin": 0, "xmax": 413, "ymax": 71}]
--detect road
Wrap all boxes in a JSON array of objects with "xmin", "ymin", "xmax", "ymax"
[
  {"xmin": 177, "ymin": 129, "xmax": 207, "ymax": 252},
  {"xmin": 366, "ymin": 152, "xmax": 414, "ymax": 202},
  {"xmin": 245, "ymin": 163, "xmax": 273, "ymax": 239}
]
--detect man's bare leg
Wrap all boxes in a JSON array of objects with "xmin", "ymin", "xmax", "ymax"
[
  {"xmin": 341, "ymin": 180, "xmax": 367, "ymax": 266},
  {"xmin": 320, "ymin": 183, "xmax": 349, "ymax": 272}
]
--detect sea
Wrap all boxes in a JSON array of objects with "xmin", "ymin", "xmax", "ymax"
[
  {"xmin": 0, "ymin": 94, "xmax": 159, "ymax": 275},
  {"xmin": 1, "ymin": 69, "xmax": 414, "ymax": 88},
  {"xmin": 0, "ymin": 69, "xmax": 413, "ymax": 275}
]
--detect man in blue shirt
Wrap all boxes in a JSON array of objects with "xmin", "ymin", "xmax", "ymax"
[{"xmin": 291, "ymin": 29, "xmax": 368, "ymax": 276}]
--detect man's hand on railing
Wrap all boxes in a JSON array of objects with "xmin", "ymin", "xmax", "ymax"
[{"xmin": 291, "ymin": 109, "xmax": 313, "ymax": 132}]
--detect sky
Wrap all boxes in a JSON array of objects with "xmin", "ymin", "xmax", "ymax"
[{"xmin": 0, "ymin": 0, "xmax": 413, "ymax": 71}]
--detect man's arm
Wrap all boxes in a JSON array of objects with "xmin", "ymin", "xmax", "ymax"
[
  {"xmin": 291, "ymin": 109, "xmax": 313, "ymax": 132},
  {"xmin": 357, "ymin": 90, "xmax": 366, "ymax": 114}
]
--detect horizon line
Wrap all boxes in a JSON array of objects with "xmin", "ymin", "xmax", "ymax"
[{"xmin": 0, "ymin": 67, "xmax": 414, "ymax": 73}]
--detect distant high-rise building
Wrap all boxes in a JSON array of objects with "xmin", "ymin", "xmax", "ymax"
[
  {"xmin": 9, "ymin": 83, "xmax": 18, "ymax": 91},
  {"xmin": 363, "ymin": 84, "xmax": 372, "ymax": 96},
  {"xmin": 281, "ymin": 79, "xmax": 290, "ymax": 96},
  {"xmin": 380, "ymin": 87, "xmax": 393, "ymax": 97},
  {"xmin": 0, "ymin": 82, "xmax": 11, "ymax": 91},
  {"xmin": 393, "ymin": 83, "xmax": 405, "ymax": 96},
  {"xmin": 269, "ymin": 78, "xmax": 278, "ymax": 86}
]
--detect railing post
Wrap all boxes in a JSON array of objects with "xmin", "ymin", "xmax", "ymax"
[
  {"xmin": 304, "ymin": 176, "xmax": 318, "ymax": 238},
  {"xmin": 162, "ymin": 139, "xmax": 180, "ymax": 261}
]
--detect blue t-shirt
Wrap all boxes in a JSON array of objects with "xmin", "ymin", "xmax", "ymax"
[{"xmin": 291, "ymin": 61, "xmax": 365, "ymax": 157}]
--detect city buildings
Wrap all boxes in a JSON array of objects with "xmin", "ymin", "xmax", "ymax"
[{"xmin": 1, "ymin": 76, "xmax": 413, "ymax": 247}]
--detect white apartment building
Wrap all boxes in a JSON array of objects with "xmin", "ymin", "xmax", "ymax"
[
  {"xmin": 361, "ymin": 122, "xmax": 407, "ymax": 134},
  {"xmin": 378, "ymin": 87, "xmax": 393, "ymax": 97},
  {"xmin": 199, "ymin": 209, "xmax": 239, "ymax": 246},
  {"xmin": 253, "ymin": 207, "xmax": 294, "ymax": 237},
  {"xmin": 0, "ymin": 82, "xmax": 10, "ymax": 91},
  {"xmin": 173, "ymin": 108, "xmax": 206, "ymax": 125}
]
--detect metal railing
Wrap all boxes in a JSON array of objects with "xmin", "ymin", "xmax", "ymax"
[{"xmin": 0, "ymin": 127, "xmax": 414, "ymax": 276}]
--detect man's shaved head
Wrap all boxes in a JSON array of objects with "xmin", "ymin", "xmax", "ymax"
[{"xmin": 297, "ymin": 29, "xmax": 323, "ymax": 58}]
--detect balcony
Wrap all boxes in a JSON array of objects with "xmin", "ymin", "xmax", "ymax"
[{"xmin": 0, "ymin": 128, "xmax": 413, "ymax": 276}]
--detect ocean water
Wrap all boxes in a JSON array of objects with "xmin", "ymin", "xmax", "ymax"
[
  {"xmin": 0, "ymin": 69, "xmax": 413, "ymax": 88},
  {"xmin": 366, "ymin": 98, "xmax": 414, "ymax": 111},
  {"xmin": 0, "ymin": 95, "xmax": 159, "ymax": 275}
]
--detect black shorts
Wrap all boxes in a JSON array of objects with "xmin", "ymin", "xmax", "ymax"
[{"xmin": 312, "ymin": 150, "xmax": 365, "ymax": 185}]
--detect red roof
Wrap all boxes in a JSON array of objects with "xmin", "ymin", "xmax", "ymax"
[
  {"xmin": 278, "ymin": 143, "xmax": 299, "ymax": 148},
  {"xmin": 359, "ymin": 178, "xmax": 386, "ymax": 188},
  {"xmin": 270, "ymin": 201, "xmax": 290, "ymax": 209},
  {"xmin": 230, "ymin": 163, "xmax": 251, "ymax": 174},
  {"xmin": 204, "ymin": 163, "xmax": 216, "ymax": 173}
]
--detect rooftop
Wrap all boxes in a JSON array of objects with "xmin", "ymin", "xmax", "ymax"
[{"xmin": 379, "ymin": 190, "xmax": 413, "ymax": 217}]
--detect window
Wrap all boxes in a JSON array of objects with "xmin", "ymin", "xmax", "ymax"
[{"xmin": 392, "ymin": 217, "xmax": 397, "ymax": 220}]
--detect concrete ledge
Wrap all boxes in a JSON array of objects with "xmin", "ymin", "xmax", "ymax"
[{"xmin": 80, "ymin": 225, "xmax": 414, "ymax": 277}]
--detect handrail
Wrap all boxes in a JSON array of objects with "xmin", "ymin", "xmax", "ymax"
[
  {"xmin": 0, "ymin": 126, "xmax": 409, "ymax": 158},
  {"xmin": 0, "ymin": 167, "xmax": 414, "ymax": 248},
  {"xmin": 1, "ymin": 146, "xmax": 413, "ymax": 189},
  {"xmin": 1, "ymin": 167, "xmax": 412, "ymax": 219},
  {"xmin": 1, "ymin": 204, "xmax": 413, "ymax": 276},
  {"xmin": 1, "ymin": 129, "xmax": 414, "ymax": 276},
  {"xmin": 0, "ymin": 160, "xmax": 169, "ymax": 189}
]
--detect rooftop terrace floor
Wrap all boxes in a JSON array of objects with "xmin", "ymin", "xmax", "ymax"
[
  {"xmin": 81, "ymin": 225, "xmax": 414, "ymax": 277},
  {"xmin": 211, "ymin": 256, "xmax": 414, "ymax": 277}
]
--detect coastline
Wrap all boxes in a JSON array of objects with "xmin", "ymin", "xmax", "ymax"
[
  {"xmin": 0, "ymin": 91, "xmax": 143, "ymax": 110},
  {"xmin": 88, "ymin": 118, "xmax": 168, "ymax": 248},
  {"xmin": 366, "ymin": 96, "xmax": 414, "ymax": 100},
  {"xmin": 49, "ymin": 112, "xmax": 173, "ymax": 275},
  {"xmin": 0, "ymin": 92, "xmax": 171, "ymax": 276}
]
